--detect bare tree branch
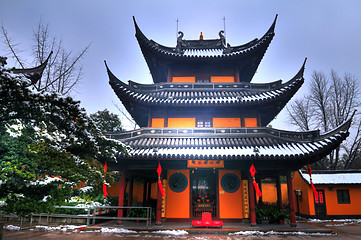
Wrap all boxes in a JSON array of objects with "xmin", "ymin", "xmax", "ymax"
[
  {"xmin": 287, "ymin": 99, "xmax": 313, "ymax": 131},
  {"xmin": 112, "ymin": 101, "xmax": 139, "ymax": 130},
  {"xmin": 287, "ymin": 70, "xmax": 361, "ymax": 169},
  {"xmin": 1, "ymin": 24, "xmax": 25, "ymax": 69},
  {"xmin": 1, "ymin": 19, "xmax": 90, "ymax": 96}
]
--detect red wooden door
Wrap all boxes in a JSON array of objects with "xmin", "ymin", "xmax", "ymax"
[{"xmin": 314, "ymin": 189, "xmax": 327, "ymax": 219}]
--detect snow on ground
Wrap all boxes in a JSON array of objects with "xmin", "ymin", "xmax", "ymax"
[
  {"xmin": 151, "ymin": 230, "xmax": 188, "ymax": 235},
  {"xmin": 4, "ymin": 224, "xmax": 185, "ymax": 235},
  {"xmin": 99, "ymin": 228, "xmax": 137, "ymax": 234},
  {"xmin": 308, "ymin": 218, "xmax": 361, "ymax": 226},
  {"xmin": 4, "ymin": 225, "xmax": 21, "ymax": 231},
  {"xmin": 5, "ymin": 224, "xmax": 347, "ymax": 236},
  {"xmin": 34, "ymin": 225, "xmax": 88, "ymax": 231},
  {"xmin": 230, "ymin": 230, "xmax": 336, "ymax": 236}
]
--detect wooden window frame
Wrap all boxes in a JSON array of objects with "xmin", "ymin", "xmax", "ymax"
[
  {"xmin": 337, "ymin": 189, "xmax": 350, "ymax": 204},
  {"xmin": 196, "ymin": 117, "xmax": 212, "ymax": 128}
]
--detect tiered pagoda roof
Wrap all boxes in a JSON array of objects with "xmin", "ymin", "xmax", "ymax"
[
  {"xmin": 134, "ymin": 15, "xmax": 277, "ymax": 83},
  {"xmin": 106, "ymin": 59, "xmax": 305, "ymax": 127},
  {"xmin": 105, "ymin": 17, "xmax": 353, "ymax": 174},
  {"xmin": 105, "ymin": 116, "xmax": 352, "ymax": 173}
]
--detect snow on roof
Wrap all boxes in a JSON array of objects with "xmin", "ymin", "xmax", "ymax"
[
  {"xmin": 184, "ymin": 49, "xmax": 223, "ymax": 57},
  {"xmin": 300, "ymin": 171, "xmax": 361, "ymax": 185}
]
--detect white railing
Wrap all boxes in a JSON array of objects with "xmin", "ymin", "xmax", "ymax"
[{"xmin": 0, "ymin": 206, "xmax": 152, "ymax": 228}]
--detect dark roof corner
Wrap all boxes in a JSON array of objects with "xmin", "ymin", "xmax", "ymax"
[
  {"xmin": 133, "ymin": 16, "xmax": 146, "ymax": 40},
  {"xmin": 132, "ymin": 16, "xmax": 138, "ymax": 32},
  {"xmin": 351, "ymin": 109, "xmax": 357, "ymax": 119},
  {"xmin": 104, "ymin": 61, "xmax": 117, "ymax": 83},
  {"xmin": 11, "ymin": 51, "xmax": 53, "ymax": 83},
  {"xmin": 104, "ymin": 60, "xmax": 108, "ymax": 70},
  {"xmin": 321, "ymin": 114, "xmax": 354, "ymax": 140},
  {"xmin": 296, "ymin": 57, "xmax": 307, "ymax": 78},
  {"xmin": 282, "ymin": 59, "xmax": 306, "ymax": 86},
  {"xmin": 104, "ymin": 60, "xmax": 112, "ymax": 76},
  {"xmin": 264, "ymin": 14, "xmax": 278, "ymax": 37}
]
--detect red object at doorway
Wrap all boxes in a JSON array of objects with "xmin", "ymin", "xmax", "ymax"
[{"xmin": 192, "ymin": 212, "xmax": 223, "ymax": 228}]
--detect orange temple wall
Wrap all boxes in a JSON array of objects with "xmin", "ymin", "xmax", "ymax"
[
  {"xmin": 165, "ymin": 170, "xmax": 190, "ymax": 219},
  {"xmin": 218, "ymin": 170, "xmax": 243, "ymax": 219}
]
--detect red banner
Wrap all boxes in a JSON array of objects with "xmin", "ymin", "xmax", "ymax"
[
  {"xmin": 157, "ymin": 162, "xmax": 162, "ymax": 176},
  {"xmin": 103, "ymin": 161, "xmax": 108, "ymax": 198},
  {"xmin": 253, "ymin": 180, "xmax": 262, "ymax": 197},
  {"xmin": 307, "ymin": 163, "xmax": 319, "ymax": 202},
  {"xmin": 157, "ymin": 162, "xmax": 165, "ymax": 197},
  {"xmin": 249, "ymin": 164, "xmax": 262, "ymax": 197},
  {"xmin": 158, "ymin": 179, "xmax": 165, "ymax": 197},
  {"xmin": 250, "ymin": 164, "xmax": 257, "ymax": 177},
  {"xmin": 311, "ymin": 182, "xmax": 318, "ymax": 202}
]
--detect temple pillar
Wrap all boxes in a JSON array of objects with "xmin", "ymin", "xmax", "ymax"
[
  {"xmin": 235, "ymin": 68, "xmax": 240, "ymax": 82},
  {"xmin": 147, "ymin": 181, "xmax": 152, "ymax": 203},
  {"xmin": 148, "ymin": 110, "xmax": 152, "ymax": 127},
  {"xmin": 142, "ymin": 179, "xmax": 147, "ymax": 207},
  {"xmin": 156, "ymin": 176, "xmax": 162, "ymax": 225},
  {"xmin": 276, "ymin": 175, "xmax": 283, "ymax": 210},
  {"xmin": 248, "ymin": 175, "xmax": 256, "ymax": 226},
  {"xmin": 117, "ymin": 167, "xmax": 127, "ymax": 221},
  {"xmin": 167, "ymin": 67, "xmax": 172, "ymax": 82},
  {"xmin": 286, "ymin": 172, "xmax": 297, "ymax": 227},
  {"xmin": 127, "ymin": 175, "xmax": 134, "ymax": 216}
]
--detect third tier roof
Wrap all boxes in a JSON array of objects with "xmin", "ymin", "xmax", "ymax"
[{"xmin": 134, "ymin": 15, "xmax": 278, "ymax": 83}]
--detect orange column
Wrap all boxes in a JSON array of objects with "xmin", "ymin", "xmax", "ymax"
[
  {"xmin": 287, "ymin": 172, "xmax": 297, "ymax": 227},
  {"xmin": 117, "ymin": 168, "xmax": 126, "ymax": 221},
  {"xmin": 248, "ymin": 175, "xmax": 256, "ymax": 226}
]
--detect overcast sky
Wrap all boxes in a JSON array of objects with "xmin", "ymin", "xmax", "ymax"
[{"xmin": 1, "ymin": 0, "xmax": 361, "ymax": 130}]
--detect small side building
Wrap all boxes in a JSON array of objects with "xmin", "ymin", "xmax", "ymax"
[{"xmin": 293, "ymin": 170, "xmax": 361, "ymax": 219}]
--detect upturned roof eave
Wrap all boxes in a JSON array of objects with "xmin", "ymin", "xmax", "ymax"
[
  {"xmin": 133, "ymin": 16, "xmax": 276, "ymax": 60},
  {"xmin": 106, "ymin": 118, "xmax": 351, "ymax": 168},
  {"xmin": 11, "ymin": 51, "xmax": 53, "ymax": 81},
  {"xmin": 105, "ymin": 60, "xmax": 305, "ymax": 109}
]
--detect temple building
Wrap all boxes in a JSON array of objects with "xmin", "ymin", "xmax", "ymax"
[
  {"xmin": 104, "ymin": 16, "xmax": 352, "ymax": 226},
  {"xmin": 293, "ymin": 170, "xmax": 361, "ymax": 219}
]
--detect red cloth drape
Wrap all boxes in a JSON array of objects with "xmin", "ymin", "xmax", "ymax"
[
  {"xmin": 103, "ymin": 161, "xmax": 108, "ymax": 198},
  {"xmin": 253, "ymin": 180, "xmax": 262, "ymax": 197},
  {"xmin": 307, "ymin": 163, "xmax": 318, "ymax": 202},
  {"xmin": 250, "ymin": 164, "xmax": 262, "ymax": 197},
  {"xmin": 157, "ymin": 162, "xmax": 165, "ymax": 197}
]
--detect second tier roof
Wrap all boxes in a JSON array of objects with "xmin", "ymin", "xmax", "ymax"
[{"xmin": 106, "ymin": 59, "xmax": 305, "ymax": 107}]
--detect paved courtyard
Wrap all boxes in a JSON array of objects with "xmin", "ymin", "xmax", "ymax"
[{"xmin": 2, "ymin": 219, "xmax": 361, "ymax": 239}]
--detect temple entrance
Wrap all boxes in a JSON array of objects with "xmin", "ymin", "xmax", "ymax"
[
  {"xmin": 191, "ymin": 170, "xmax": 218, "ymax": 219},
  {"xmin": 314, "ymin": 189, "xmax": 327, "ymax": 219}
]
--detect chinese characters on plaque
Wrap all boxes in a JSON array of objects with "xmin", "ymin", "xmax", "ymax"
[
  {"xmin": 187, "ymin": 160, "xmax": 224, "ymax": 168},
  {"xmin": 241, "ymin": 180, "xmax": 249, "ymax": 218}
]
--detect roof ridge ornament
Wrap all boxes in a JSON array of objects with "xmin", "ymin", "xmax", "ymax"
[
  {"xmin": 219, "ymin": 30, "xmax": 226, "ymax": 46},
  {"xmin": 176, "ymin": 31, "xmax": 185, "ymax": 54}
]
